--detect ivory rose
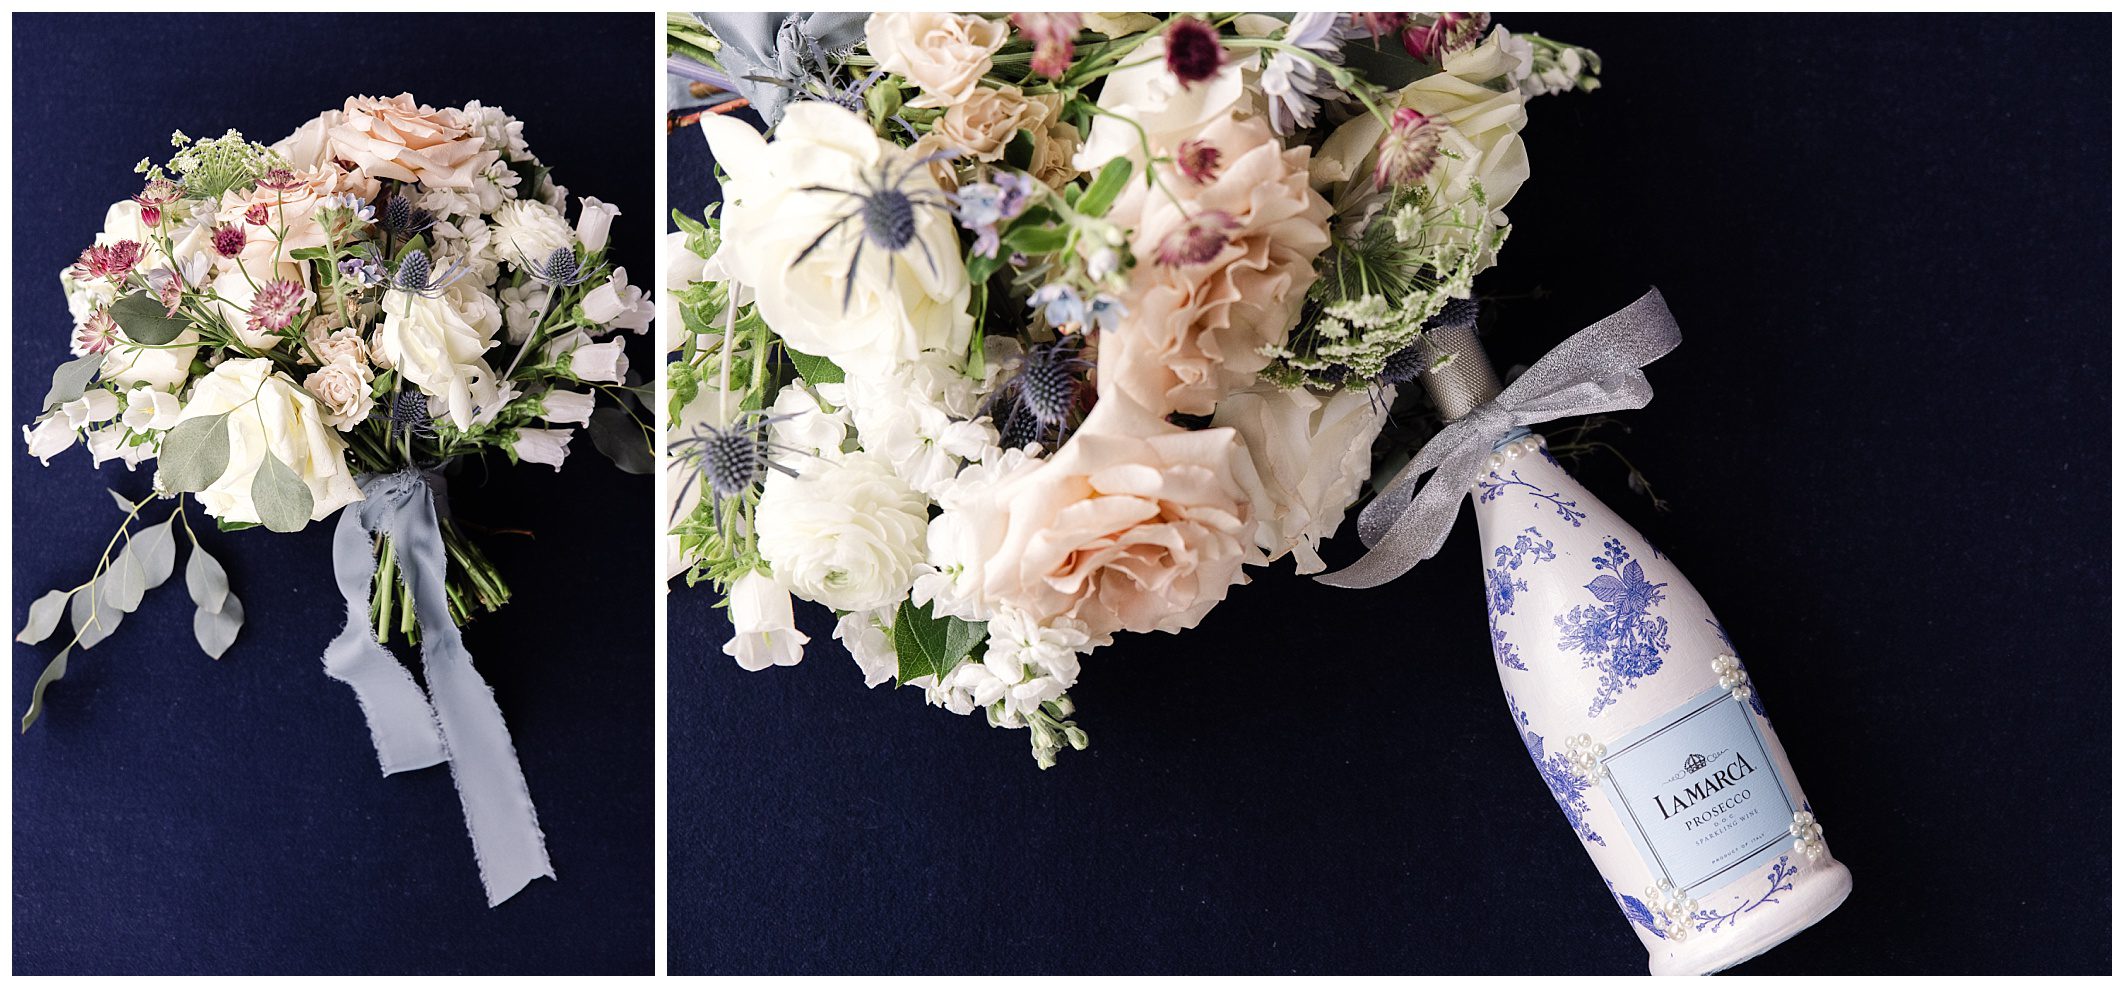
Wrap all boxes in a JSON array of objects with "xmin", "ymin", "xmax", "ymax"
[
  {"xmin": 1073, "ymin": 35, "xmax": 1248, "ymax": 173},
  {"xmin": 864, "ymin": 13, "xmax": 1008, "ymax": 109},
  {"xmin": 374, "ymin": 288, "xmax": 504, "ymax": 430},
  {"xmin": 326, "ymin": 93, "xmax": 493, "ymax": 187},
  {"xmin": 273, "ymin": 109, "xmax": 346, "ymax": 171},
  {"xmin": 1101, "ymin": 112, "xmax": 1333, "ymax": 417},
  {"xmin": 167, "ymin": 357, "xmax": 362, "ymax": 527},
  {"xmin": 302, "ymin": 358, "xmax": 376, "ymax": 431},
  {"xmin": 1213, "ymin": 383, "xmax": 1393, "ymax": 574},
  {"xmin": 933, "ymin": 86, "xmax": 1042, "ymax": 162}
]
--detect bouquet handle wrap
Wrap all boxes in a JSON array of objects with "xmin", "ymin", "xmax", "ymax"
[{"xmin": 326, "ymin": 470, "xmax": 555, "ymax": 907}]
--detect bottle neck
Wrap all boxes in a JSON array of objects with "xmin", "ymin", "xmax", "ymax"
[{"xmin": 1415, "ymin": 320, "xmax": 1503, "ymax": 422}]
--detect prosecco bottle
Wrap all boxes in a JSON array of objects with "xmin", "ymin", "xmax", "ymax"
[{"xmin": 1421, "ymin": 321, "xmax": 1852, "ymax": 974}]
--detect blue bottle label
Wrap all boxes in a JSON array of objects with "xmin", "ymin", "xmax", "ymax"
[{"xmin": 1599, "ymin": 687, "xmax": 1796, "ymax": 897}]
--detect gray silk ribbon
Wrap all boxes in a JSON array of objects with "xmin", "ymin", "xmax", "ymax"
[
  {"xmin": 325, "ymin": 470, "xmax": 554, "ymax": 907},
  {"xmin": 1317, "ymin": 289, "xmax": 1684, "ymax": 589},
  {"xmin": 695, "ymin": 12, "xmax": 869, "ymax": 127}
]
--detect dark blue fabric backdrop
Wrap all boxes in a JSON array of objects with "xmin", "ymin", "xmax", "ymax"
[
  {"xmin": 14, "ymin": 14, "xmax": 656, "ymax": 975},
  {"xmin": 666, "ymin": 13, "xmax": 2111, "ymax": 975}
]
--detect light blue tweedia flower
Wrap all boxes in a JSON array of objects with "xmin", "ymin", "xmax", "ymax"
[
  {"xmin": 1028, "ymin": 284, "xmax": 1125, "ymax": 335},
  {"xmin": 952, "ymin": 172, "xmax": 1037, "ymax": 259}
]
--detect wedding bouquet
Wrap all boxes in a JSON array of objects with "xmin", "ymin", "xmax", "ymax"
[
  {"xmin": 17, "ymin": 94, "xmax": 653, "ymax": 905},
  {"xmin": 668, "ymin": 13, "xmax": 1598, "ymax": 766}
]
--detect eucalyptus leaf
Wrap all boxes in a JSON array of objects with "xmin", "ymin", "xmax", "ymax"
[
  {"xmin": 108, "ymin": 489, "xmax": 139, "ymax": 513},
  {"xmin": 193, "ymin": 593, "xmax": 244, "ymax": 660},
  {"xmin": 587, "ymin": 407, "xmax": 653, "ymax": 475},
  {"xmin": 108, "ymin": 291, "xmax": 190, "ymax": 345},
  {"xmin": 250, "ymin": 452, "xmax": 314, "ymax": 533},
  {"xmin": 134, "ymin": 515, "xmax": 179, "ymax": 591},
  {"xmin": 20, "ymin": 647, "xmax": 72, "ymax": 733},
  {"xmin": 185, "ymin": 541, "xmax": 230, "ymax": 614},
  {"xmin": 157, "ymin": 412, "xmax": 232, "ymax": 493},
  {"xmin": 69, "ymin": 583, "xmax": 121, "ymax": 650},
  {"xmin": 41, "ymin": 352, "xmax": 106, "ymax": 412},
  {"xmin": 892, "ymin": 599, "xmax": 985, "ymax": 686},
  {"xmin": 17, "ymin": 590, "xmax": 72, "ymax": 645},
  {"xmin": 106, "ymin": 541, "xmax": 147, "ymax": 613}
]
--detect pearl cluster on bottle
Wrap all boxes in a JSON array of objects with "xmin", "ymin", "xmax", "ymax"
[
  {"xmin": 1711, "ymin": 653, "xmax": 1754, "ymax": 703},
  {"xmin": 1788, "ymin": 811, "xmax": 1826, "ymax": 862},
  {"xmin": 1485, "ymin": 432, "xmax": 1548, "ymax": 471}
]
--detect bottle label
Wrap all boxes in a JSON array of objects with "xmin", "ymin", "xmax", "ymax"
[{"xmin": 1599, "ymin": 687, "xmax": 1796, "ymax": 897}]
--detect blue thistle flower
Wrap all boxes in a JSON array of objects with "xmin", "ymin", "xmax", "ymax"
[
  {"xmin": 391, "ymin": 248, "xmax": 470, "ymax": 299},
  {"xmin": 791, "ymin": 155, "xmax": 956, "ymax": 311},
  {"xmin": 528, "ymin": 245, "xmax": 595, "ymax": 288}
]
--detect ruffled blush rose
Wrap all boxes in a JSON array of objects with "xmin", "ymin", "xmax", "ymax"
[
  {"xmin": 864, "ymin": 13, "xmax": 1009, "ymax": 109},
  {"xmin": 1213, "ymin": 382, "xmax": 1393, "ymax": 574},
  {"xmin": 326, "ymin": 93, "xmax": 493, "ymax": 187},
  {"xmin": 1101, "ymin": 113, "xmax": 1333, "ymax": 417}
]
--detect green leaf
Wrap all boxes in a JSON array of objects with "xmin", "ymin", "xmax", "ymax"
[
  {"xmin": 784, "ymin": 347, "xmax": 845, "ymax": 385},
  {"xmin": 249, "ymin": 452, "xmax": 314, "ymax": 533},
  {"xmin": 185, "ymin": 542, "xmax": 230, "ymax": 614},
  {"xmin": 1001, "ymin": 223, "xmax": 1071, "ymax": 256},
  {"xmin": 1075, "ymin": 157, "xmax": 1135, "ymax": 218},
  {"xmin": 20, "ymin": 647, "xmax": 72, "ymax": 733},
  {"xmin": 109, "ymin": 291, "xmax": 191, "ymax": 346},
  {"xmin": 193, "ymin": 594, "xmax": 243, "ymax": 660},
  {"xmin": 287, "ymin": 246, "xmax": 334, "ymax": 262},
  {"xmin": 106, "ymin": 541, "xmax": 147, "ymax": 613},
  {"xmin": 108, "ymin": 489, "xmax": 140, "ymax": 513},
  {"xmin": 892, "ymin": 599, "xmax": 985, "ymax": 686},
  {"xmin": 587, "ymin": 407, "xmax": 653, "ymax": 475},
  {"xmin": 156, "ymin": 412, "xmax": 232, "ymax": 493},
  {"xmin": 17, "ymin": 590, "xmax": 72, "ymax": 645},
  {"xmin": 41, "ymin": 353, "xmax": 106, "ymax": 412}
]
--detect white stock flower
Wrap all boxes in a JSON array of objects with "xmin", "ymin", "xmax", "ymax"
[
  {"xmin": 574, "ymin": 196, "xmax": 620, "ymax": 253},
  {"xmin": 755, "ymin": 451, "xmax": 928, "ymax": 612},
  {"xmin": 583, "ymin": 266, "xmax": 654, "ymax": 334},
  {"xmin": 834, "ymin": 609, "xmax": 898, "ymax": 688},
  {"xmin": 1073, "ymin": 35, "xmax": 1248, "ymax": 173},
  {"xmin": 168, "ymin": 357, "xmax": 363, "ymax": 527},
  {"xmin": 540, "ymin": 389, "xmax": 596, "ymax": 426},
  {"xmin": 979, "ymin": 606, "xmax": 1093, "ymax": 715},
  {"xmin": 375, "ymin": 288, "xmax": 503, "ymax": 430},
  {"xmin": 843, "ymin": 363, "xmax": 997, "ymax": 496},
  {"xmin": 488, "ymin": 198, "xmax": 576, "ymax": 272},
  {"xmin": 767, "ymin": 383, "xmax": 850, "ymax": 457},
  {"xmin": 512, "ymin": 426, "xmax": 573, "ymax": 469},
  {"xmin": 1213, "ymin": 383, "xmax": 1393, "ymax": 574},
  {"xmin": 723, "ymin": 570, "xmax": 808, "ymax": 671}
]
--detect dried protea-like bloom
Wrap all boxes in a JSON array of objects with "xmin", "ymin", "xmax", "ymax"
[
  {"xmin": 71, "ymin": 241, "xmax": 144, "ymax": 282},
  {"xmin": 1011, "ymin": 12, "xmax": 1082, "ymax": 78},
  {"xmin": 1401, "ymin": 12, "xmax": 1489, "ymax": 61},
  {"xmin": 211, "ymin": 224, "xmax": 247, "ymax": 258},
  {"xmin": 1175, "ymin": 139, "xmax": 1223, "ymax": 183},
  {"xmin": 1153, "ymin": 209, "xmax": 1237, "ymax": 267},
  {"xmin": 1374, "ymin": 108, "xmax": 1444, "ymax": 188},
  {"xmin": 246, "ymin": 279, "xmax": 308, "ymax": 335},
  {"xmin": 254, "ymin": 167, "xmax": 305, "ymax": 193},
  {"xmin": 132, "ymin": 177, "xmax": 184, "ymax": 226},
  {"xmin": 73, "ymin": 310, "xmax": 121, "ymax": 356},
  {"xmin": 1164, "ymin": 17, "xmax": 1226, "ymax": 88}
]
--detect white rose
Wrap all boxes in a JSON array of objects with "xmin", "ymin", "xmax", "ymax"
[
  {"xmin": 375, "ymin": 289, "xmax": 503, "ymax": 430},
  {"xmin": 699, "ymin": 104, "xmax": 971, "ymax": 377},
  {"xmin": 99, "ymin": 325, "xmax": 199, "ymax": 394},
  {"xmin": 756, "ymin": 451, "xmax": 928, "ymax": 612},
  {"xmin": 539, "ymin": 389, "xmax": 596, "ymax": 426},
  {"xmin": 121, "ymin": 385, "xmax": 183, "ymax": 432},
  {"xmin": 724, "ymin": 570, "xmax": 808, "ymax": 671},
  {"xmin": 574, "ymin": 196, "xmax": 620, "ymax": 254},
  {"xmin": 864, "ymin": 13, "xmax": 1008, "ymax": 109},
  {"xmin": 512, "ymin": 426, "xmax": 573, "ymax": 469},
  {"xmin": 168, "ymin": 357, "xmax": 362, "ymax": 527},
  {"xmin": 488, "ymin": 198, "xmax": 575, "ymax": 272},
  {"xmin": 582, "ymin": 266, "xmax": 653, "ymax": 334},
  {"xmin": 1214, "ymin": 383, "xmax": 1392, "ymax": 574},
  {"xmin": 302, "ymin": 358, "xmax": 376, "ymax": 431},
  {"xmin": 1073, "ymin": 36, "xmax": 1249, "ymax": 174}
]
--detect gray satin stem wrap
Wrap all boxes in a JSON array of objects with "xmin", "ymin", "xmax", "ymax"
[
  {"xmin": 695, "ymin": 11, "xmax": 869, "ymax": 128},
  {"xmin": 1317, "ymin": 290, "xmax": 1683, "ymax": 589},
  {"xmin": 323, "ymin": 470, "xmax": 554, "ymax": 907}
]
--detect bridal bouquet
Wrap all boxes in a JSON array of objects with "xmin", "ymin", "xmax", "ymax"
[
  {"xmin": 17, "ymin": 94, "xmax": 652, "ymax": 904},
  {"xmin": 669, "ymin": 13, "xmax": 1598, "ymax": 766}
]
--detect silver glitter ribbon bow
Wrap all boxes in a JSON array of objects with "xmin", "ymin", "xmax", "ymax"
[
  {"xmin": 1317, "ymin": 289, "xmax": 1683, "ymax": 589},
  {"xmin": 322, "ymin": 470, "xmax": 553, "ymax": 907}
]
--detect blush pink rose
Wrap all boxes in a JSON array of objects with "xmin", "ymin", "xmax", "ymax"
[
  {"xmin": 1101, "ymin": 112, "xmax": 1333, "ymax": 417},
  {"xmin": 326, "ymin": 94, "xmax": 491, "ymax": 187}
]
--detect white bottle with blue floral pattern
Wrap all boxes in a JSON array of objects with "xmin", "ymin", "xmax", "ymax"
[{"xmin": 1425, "ymin": 321, "xmax": 1852, "ymax": 974}]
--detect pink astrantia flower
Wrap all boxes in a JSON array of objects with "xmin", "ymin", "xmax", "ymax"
[
  {"xmin": 1153, "ymin": 209, "xmax": 1238, "ymax": 267},
  {"xmin": 247, "ymin": 279, "xmax": 308, "ymax": 335},
  {"xmin": 243, "ymin": 202, "xmax": 270, "ymax": 226},
  {"xmin": 1011, "ymin": 12, "xmax": 1081, "ymax": 79},
  {"xmin": 211, "ymin": 224, "xmax": 247, "ymax": 258},
  {"xmin": 1175, "ymin": 139, "xmax": 1223, "ymax": 183},
  {"xmin": 71, "ymin": 241, "xmax": 143, "ymax": 282},
  {"xmin": 132, "ymin": 178, "xmax": 184, "ymax": 227},
  {"xmin": 1349, "ymin": 12, "xmax": 1408, "ymax": 40},
  {"xmin": 255, "ymin": 168, "xmax": 306, "ymax": 193},
  {"xmin": 73, "ymin": 310, "xmax": 120, "ymax": 355},
  {"xmin": 1374, "ymin": 108, "xmax": 1444, "ymax": 188},
  {"xmin": 1401, "ymin": 12, "xmax": 1490, "ymax": 61},
  {"xmin": 1164, "ymin": 17, "xmax": 1226, "ymax": 88}
]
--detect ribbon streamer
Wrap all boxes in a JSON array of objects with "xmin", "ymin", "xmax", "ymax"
[
  {"xmin": 324, "ymin": 470, "xmax": 554, "ymax": 907},
  {"xmin": 1317, "ymin": 289, "xmax": 1683, "ymax": 589},
  {"xmin": 694, "ymin": 11, "xmax": 869, "ymax": 128}
]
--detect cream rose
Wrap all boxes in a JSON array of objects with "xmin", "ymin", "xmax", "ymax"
[
  {"xmin": 374, "ymin": 288, "xmax": 503, "ymax": 430},
  {"xmin": 326, "ymin": 93, "xmax": 493, "ymax": 187},
  {"xmin": 933, "ymin": 86, "xmax": 1042, "ymax": 162},
  {"xmin": 1073, "ymin": 35, "xmax": 1249, "ymax": 173},
  {"xmin": 1102, "ymin": 112, "xmax": 1333, "ymax": 417},
  {"xmin": 1026, "ymin": 93, "xmax": 1084, "ymax": 188},
  {"xmin": 302, "ymin": 358, "xmax": 375, "ymax": 431},
  {"xmin": 1214, "ymin": 383, "xmax": 1392, "ymax": 574},
  {"xmin": 699, "ymin": 103, "xmax": 971, "ymax": 377},
  {"xmin": 756, "ymin": 451, "xmax": 930, "ymax": 613},
  {"xmin": 864, "ymin": 12, "xmax": 1009, "ymax": 109},
  {"xmin": 273, "ymin": 109, "xmax": 347, "ymax": 170},
  {"xmin": 217, "ymin": 166, "xmax": 380, "ymax": 270},
  {"xmin": 167, "ymin": 357, "xmax": 362, "ymax": 527}
]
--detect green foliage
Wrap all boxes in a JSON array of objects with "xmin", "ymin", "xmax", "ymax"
[
  {"xmin": 41, "ymin": 353, "xmax": 105, "ymax": 413},
  {"xmin": 248, "ymin": 453, "xmax": 314, "ymax": 533},
  {"xmin": 784, "ymin": 347, "xmax": 845, "ymax": 386},
  {"xmin": 108, "ymin": 292, "xmax": 190, "ymax": 345},
  {"xmin": 156, "ymin": 412, "xmax": 232, "ymax": 493},
  {"xmin": 892, "ymin": 599, "xmax": 986, "ymax": 687},
  {"xmin": 1075, "ymin": 157, "xmax": 1134, "ymax": 218}
]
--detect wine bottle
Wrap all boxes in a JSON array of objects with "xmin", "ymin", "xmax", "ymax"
[{"xmin": 1421, "ymin": 320, "xmax": 1852, "ymax": 974}]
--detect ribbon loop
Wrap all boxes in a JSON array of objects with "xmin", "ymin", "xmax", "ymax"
[{"xmin": 1320, "ymin": 290, "xmax": 1682, "ymax": 589}]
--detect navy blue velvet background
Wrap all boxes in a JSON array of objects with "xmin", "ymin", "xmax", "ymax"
[
  {"xmin": 14, "ymin": 14, "xmax": 656, "ymax": 974},
  {"xmin": 667, "ymin": 13, "xmax": 2111, "ymax": 975}
]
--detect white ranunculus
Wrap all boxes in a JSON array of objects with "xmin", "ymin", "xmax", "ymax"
[
  {"xmin": 375, "ymin": 288, "xmax": 503, "ymax": 430},
  {"xmin": 1214, "ymin": 383, "xmax": 1393, "ymax": 574},
  {"xmin": 1073, "ymin": 36, "xmax": 1249, "ymax": 174},
  {"xmin": 834, "ymin": 608, "xmax": 898, "ymax": 688},
  {"xmin": 699, "ymin": 103, "xmax": 971, "ymax": 377},
  {"xmin": 512, "ymin": 426, "xmax": 573, "ymax": 469},
  {"xmin": 767, "ymin": 383, "xmax": 850, "ymax": 458},
  {"xmin": 756, "ymin": 451, "xmax": 928, "ymax": 613},
  {"xmin": 574, "ymin": 196, "xmax": 620, "ymax": 254},
  {"xmin": 488, "ymin": 198, "xmax": 575, "ymax": 272},
  {"xmin": 169, "ymin": 357, "xmax": 362, "ymax": 527},
  {"xmin": 121, "ymin": 385, "xmax": 183, "ymax": 432},
  {"xmin": 724, "ymin": 570, "xmax": 808, "ymax": 671},
  {"xmin": 583, "ymin": 266, "xmax": 654, "ymax": 334},
  {"xmin": 22, "ymin": 416, "xmax": 78, "ymax": 464},
  {"xmin": 539, "ymin": 389, "xmax": 595, "ymax": 426}
]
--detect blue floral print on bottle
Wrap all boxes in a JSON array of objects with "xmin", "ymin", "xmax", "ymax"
[
  {"xmin": 1689, "ymin": 855, "xmax": 1800, "ymax": 935},
  {"xmin": 1507, "ymin": 691, "xmax": 1605, "ymax": 846},
  {"xmin": 1556, "ymin": 537, "xmax": 1671, "ymax": 717},
  {"xmin": 1486, "ymin": 527, "xmax": 1556, "ymax": 670},
  {"xmin": 1477, "ymin": 469, "xmax": 1588, "ymax": 527}
]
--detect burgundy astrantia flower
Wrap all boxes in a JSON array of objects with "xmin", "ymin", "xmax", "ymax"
[
  {"xmin": 1164, "ymin": 17, "xmax": 1226, "ymax": 87},
  {"xmin": 247, "ymin": 279, "xmax": 308, "ymax": 335},
  {"xmin": 211, "ymin": 224, "xmax": 247, "ymax": 258},
  {"xmin": 74, "ymin": 310, "xmax": 120, "ymax": 355},
  {"xmin": 1175, "ymin": 139, "xmax": 1223, "ymax": 183},
  {"xmin": 71, "ymin": 241, "xmax": 144, "ymax": 282},
  {"xmin": 255, "ymin": 168, "xmax": 305, "ymax": 193},
  {"xmin": 132, "ymin": 178, "xmax": 184, "ymax": 227},
  {"xmin": 1401, "ymin": 12, "xmax": 1490, "ymax": 61},
  {"xmin": 1153, "ymin": 209, "xmax": 1238, "ymax": 267},
  {"xmin": 1011, "ymin": 12, "xmax": 1081, "ymax": 79},
  {"xmin": 243, "ymin": 202, "xmax": 270, "ymax": 226},
  {"xmin": 1349, "ymin": 12, "xmax": 1408, "ymax": 40},
  {"xmin": 1374, "ymin": 108, "xmax": 1445, "ymax": 188}
]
